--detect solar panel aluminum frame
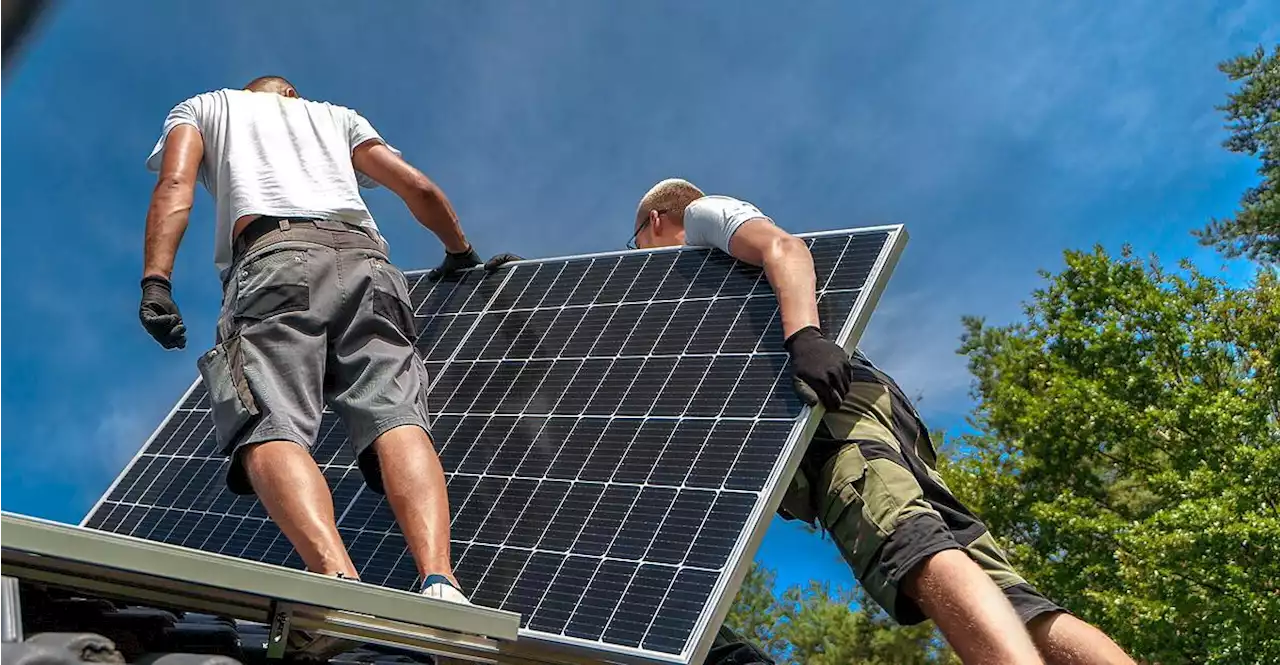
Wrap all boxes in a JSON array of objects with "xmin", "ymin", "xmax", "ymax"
[
  {"xmin": 5, "ymin": 512, "xmax": 522, "ymax": 660},
  {"xmin": 81, "ymin": 224, "xmax": 908, "ymax": 665}
]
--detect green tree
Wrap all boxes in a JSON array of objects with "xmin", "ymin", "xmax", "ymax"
[
  {"xmin": 1195, "ymin": 44, "xmax": 1280, "ymax": 262},
  {"xmin": 946, "ymin": 247, "xmax": 1280, "ymax": 663},
  {"xmin": 724, "ymin": 562, "xmax": 787, "ymax": 657},
  {"xmin": 777, "ymin": 584, "xmax": 957, "ymax": 665},
  {"xmin": 725, "ymin": 562, "xmax": 957, "ymax": 664}
]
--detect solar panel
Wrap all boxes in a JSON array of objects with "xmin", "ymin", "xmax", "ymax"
[{"xmin": 83, "ymin": 225, "xmax": 905, "ymax": 664}]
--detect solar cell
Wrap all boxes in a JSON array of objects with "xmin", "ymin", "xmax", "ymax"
[{"xmin": 83, "ymin": 225, "xmax": 905, "ymax": 664}]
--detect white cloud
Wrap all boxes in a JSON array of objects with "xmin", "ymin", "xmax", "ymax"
[{"xmin": 858, "ymin": 287, "xmax": 980, "ymax": 417}]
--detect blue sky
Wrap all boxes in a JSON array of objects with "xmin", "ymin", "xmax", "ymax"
[{"xmin": 2, "ymin": 1, "xmax": 1275, "ymax": 594}]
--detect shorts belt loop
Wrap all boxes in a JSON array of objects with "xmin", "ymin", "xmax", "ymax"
[{"xmin": 279, "ymin": 219, "xmax": 291, "ymax": 232}]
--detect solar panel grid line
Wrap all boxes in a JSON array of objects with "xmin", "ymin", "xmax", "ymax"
[
  {"xmin": 422, "ymin": 269, "xmax": 586, "ymax": 413},
  {"xmin": 830, "ymin": 236, "xmax": 900, "ymax": 349},
  {"xmin": 470, "ymin": 291, "xmax": 790, "ymax": 323},
  {"xmin": 145, "ymin": 462, "xmax": 211, "ymax": 545},
  {"xmin": 522, "ymin": 247, "xmax": 771, "ymax": 654},
  {"xmin": 473, "ymin": 490, "xmax": 567, "ymax": 611},
  {"xmin": 544, "ymin": 484, "xmax": 658, "ymax": 628},
  {"xmin": 442, "ymin": 419, "xmax": 547, "ymax": 544},
  {"xmin": 434, "ymin": 255, "xmax": 674, "ymax": 513},
  {"xmin": 674, "ymin": 237, "xmax": 845, "ymax": 432},
  {"xmin": 619, "ymin": 563, "xmax": 682, "ymax": 649},
  {"xmin": 421, "ymin": 267, "xmax": 522, "ymax": 382},
  {"xmin": 611, "ymin": 501, "xmax": 716, "ymax": 647},
  {"xmin": 530, "ymin": 257, "xmax": 669, "ymax": 416},
  {"xmin": 434, "ymin": 472, "xmax": 758, "ymax": 507},
  {"xmin": 501, "ymin": 488, "xmax": 616, "ymax": 629},
  {"xmin": 508, "ymin": 510, "xmax": 606, "ymax": 633},
  {"xmin": 123, "ymin": 493, "xmax": 195, "ymax": 539},
  {"xmin": 670, "ymin": 239, "xmax": 860, "ymax": 498},
  {"xmin": 474, "ymin": 258, "xmax": 735, "ymax": 331},
  {"xmin": 127, "ymin": 412, "xmax": 204, "ymax": 513},
  {"xmin": 645, "ymin": 285, "xmax": 752, "ymax": 422},
  {"xmin": 814, "ymin": 235, "xmax": 854, "ymax": 293},
  {"xmin": 486, "ymin": 489, "xmax": 661, "ymax": 614},
  {"xmin": 669, "ymin": 321, "xmax": 767, "ymax": 423},
  {"xmin": 679, "ymin": 227, "xmax": 906, "ymax": 665},
  {"xmin": 386, "ymin": 268, "xmax": 530, "ymax": 579},
  {"xmin": 516, "ymin": 433, "xmax": 681, "ymax": 630}
]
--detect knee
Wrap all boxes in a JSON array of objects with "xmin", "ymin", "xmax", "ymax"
[
  {"xmin": 1027, "ymin": 612, "xmax": 1136, "ymax": 665},
  {"xmin": 902, "ymin": 547, "xmax": 973, "ymax": 599},
  {"xmin": 240, "ymin": 439, "xmax": 311, "ymax": 478}
]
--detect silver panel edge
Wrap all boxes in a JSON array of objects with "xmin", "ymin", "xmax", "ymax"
[
  {"xmin": 401, "ymin": 225, "xmax": 907, "ymax": 277},
  {"xmin": 3, "ymin": 512, "xmax": 522, "ymax": 642}
]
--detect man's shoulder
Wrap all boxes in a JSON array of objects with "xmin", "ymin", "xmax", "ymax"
[
  {"xmin": 179, "ymin": 88, "xmax": 232, "ymax": 105},
  {"xmin": 163, "ymin": 89, "xmax": 235, "ymax": 120},
  {"xmin": 688, "ymin": 194, "xmax": 751, "ymax": 213},
  {"xmin": 690, "ymin": 194, "xmax": 771, "ymax": 219},
  {"xmin": 296, "ymin": 96, "xmax": 361, "ymax": 118}
]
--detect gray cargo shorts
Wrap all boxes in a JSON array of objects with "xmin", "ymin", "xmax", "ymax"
[{"xmin": 195, "ymin": 217, "xmax": 431, "ymax": 495}]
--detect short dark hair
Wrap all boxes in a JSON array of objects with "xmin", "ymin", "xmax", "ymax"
[{"xmin": 244, "ymin": 75, "xmax": 296, "ymax": 93}]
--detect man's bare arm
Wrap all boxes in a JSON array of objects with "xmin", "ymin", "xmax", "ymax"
[
  {"xmin": 352, "ymin": 141, "xmax": 469, "ymax": 253},
  {"xmin": 727, "ymin": 220, "xmax": 822, "ymax": 339},
  {"xmin": 143, "ymin": 125, "xmax": 203, "ymax": 280},
  {"xmin": 727, "ymin": 218, "xmax": 850, "ymax": 409}
]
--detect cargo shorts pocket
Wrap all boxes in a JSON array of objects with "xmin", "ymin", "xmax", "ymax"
[
  {"xmin": 820, "ymin": 451, "xmax": 887, "ymax": 578},
  {"xmin": 371, "ymin": 259, "xmax": 417, "ymax": 341},
  {"xmin": 778, "ymin": 471, "xmax": 819, "ymax": 525},
  {"xmin": 196, "ymin": 336, "xmax": 259, "ymax": 453},
  {"xmin": 231, "ymin": 248, "xmax": 311, "ymax": 323}
]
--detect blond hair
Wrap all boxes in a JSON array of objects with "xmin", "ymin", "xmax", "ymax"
[{"xmin": 634, "ymin": 178, "xmax": 705, "ymax": 229}]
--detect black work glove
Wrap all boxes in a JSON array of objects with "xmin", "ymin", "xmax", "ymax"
[
  {"xmin": 139, "ymin": 276, "xmax": 187, "ymax": 350},
  {"xmin": 785, "ymin": 326, "xmax": 852, "ymax": 411},
  {"xmin": 484, "ymin": 252, "xmax": 524, "ymax": 273},
  {"xmin": 426, "ymin": 245, "xmax": 483, "ymax": 282}
]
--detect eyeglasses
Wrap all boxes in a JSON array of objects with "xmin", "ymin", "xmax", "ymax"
[{"xmin": 626, "ymin": 209, "xmax": 667, "ymax": 250}]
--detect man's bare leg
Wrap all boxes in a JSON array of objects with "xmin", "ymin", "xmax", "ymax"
[
  {"xmin": 1028, "ymin": 612, "xmax": 1136, "ymax": 665},
  {"xmin": 374, "ymin": 425, "xmax": 458, "ymax": 587},
  {"xmin": 243, "ymin": 440, "xmax": 359, "ymax": 578},
  {"xmin": 905, "ymin": 549, "xmax": 1044, "ymax": 665}
]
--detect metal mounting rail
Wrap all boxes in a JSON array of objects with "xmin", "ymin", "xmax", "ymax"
[{"xmin": 0, "ymin": 512, "xmax": 523, "ymax": 663}]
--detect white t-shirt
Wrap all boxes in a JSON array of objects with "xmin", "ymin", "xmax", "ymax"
[
  {"xmin": 682, "ymin": 195, "xmax": 773, "ymax": 254},
  {"xmin": 146, "ymin": 88, "xmax": 399, "ymax": 276}
]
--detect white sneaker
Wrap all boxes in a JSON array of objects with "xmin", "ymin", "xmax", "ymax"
[{"xmin": 420, "ymin": 574, "xmax": 472, "ymax": 605}]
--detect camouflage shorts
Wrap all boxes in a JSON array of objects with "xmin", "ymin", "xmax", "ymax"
[{"xmin": 780, "ymin": 354, "xmax": 1063, "ymax": 626}]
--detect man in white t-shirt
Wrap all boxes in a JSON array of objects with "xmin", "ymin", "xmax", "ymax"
[
  {"xmin": 138, "ymin": 76, "xmax": 489, "ymax": 621},
  {"xmin": 624, "ymin": 179, "xmax": 1134, "ymax": 665}
]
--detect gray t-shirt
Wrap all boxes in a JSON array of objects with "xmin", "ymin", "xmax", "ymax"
[
  {"xmin": 146, "ymin": 88, "xmax": 399, "ymax": 276},
  {"xmin": 683, "ymin": 195, "xmax": 773, "ymax": 254}
]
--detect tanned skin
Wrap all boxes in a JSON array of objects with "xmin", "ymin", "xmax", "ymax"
[{"xmin": 142, "ymin": 124, "xmax": 202, "ymax": 280}]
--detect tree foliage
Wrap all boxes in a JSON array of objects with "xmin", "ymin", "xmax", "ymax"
[
  {"xmin": 725, "ymin": 563, "xmax": 958, "ymax": 664},
  {"xmin": 1195, "ymin": 44, "xmax": 1280, "ymax": 263},
  {"xmin": 945, "ymin": 247, "xmax": 1280, "ymax": 663}
]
